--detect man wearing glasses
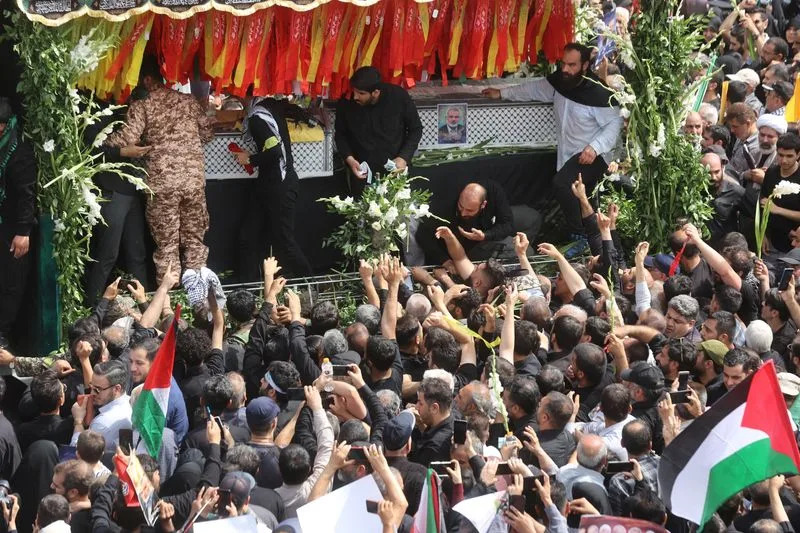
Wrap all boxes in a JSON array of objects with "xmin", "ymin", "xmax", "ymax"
[{"xmin": 70, "ymin": 360, "xmax": 132, "ymax": 451}]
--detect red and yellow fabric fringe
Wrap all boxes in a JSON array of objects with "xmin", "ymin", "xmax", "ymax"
[{"xmin": 74, "ymin": 0, "xmax": 573, "ymax": 102}]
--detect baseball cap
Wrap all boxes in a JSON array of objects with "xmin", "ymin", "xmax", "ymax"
[
  {"xmin": 699, "ymin": 340, "xmax": 727, "ymax": 367},
  {"xmin": 779, "ymin": 248, "xmax": 800, "ymax": 265},
  {"xmin": 246, "ymin": 396, "xmax": 280, "ymax": 429},
  {"xmin": 778, "ymin": 372, "xmax": 800, "ymax": 397},
  {"xmin": 620, "ymin": 361, "xmax": 665, "ymax": 391},
  {"xmin": 219, "ymin": 471, "xmax": 256, "ymax": 508},
  {"xmin": 382, "ymin": 410, "xmax": 416, "ymax": 451},
  {"xmin": 644, "ymin": 254, "xmax": 678, "ymax": 276},
  {"xmin": 330, "ymin": 350, "xmax": 360, "ymax": 366},
  {"xmin": 726, "ymin": 68, "xmax": 760, "ymax": 88},
  {"xmin": 763, "ymin": 81, "xmax": 794, "ymax": 102}
]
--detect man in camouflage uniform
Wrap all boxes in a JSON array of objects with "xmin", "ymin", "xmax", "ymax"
[{"xmin": 105, "ymin": 58, "xmax": 213, "ymax": 282}]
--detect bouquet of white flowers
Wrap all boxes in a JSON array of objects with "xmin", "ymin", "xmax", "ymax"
[
  {"xmin": 319, "ymin": 170, "xmax": 445, "ymax": 263},
  {"xmin": 755, "ymin": 180, "xmax": 800, "ymax": 258}
]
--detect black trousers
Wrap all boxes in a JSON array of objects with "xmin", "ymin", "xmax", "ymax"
[
  {"xmin": 85, "ymin": 190, "xmax": 148, "ymax": 306},
  {"xmin": 552, "ymin": 153, "xmax": 609, "ymax": 235},
  {"xmin": 238, "ymin": 171, "xmax": 313, "ymax": 281},
  {"xmin": 0, "ymin": 225, "xmax": 31, "ymax": 340}
]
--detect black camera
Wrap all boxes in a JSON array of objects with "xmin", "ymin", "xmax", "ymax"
[{"xmin": 0, "ymin": 479, "xmax": 13, "ymax": 505}]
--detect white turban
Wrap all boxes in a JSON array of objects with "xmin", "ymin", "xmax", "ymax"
[{"xmin": 757, "ymin": 114, "xmax": 788, "ymax": 136}]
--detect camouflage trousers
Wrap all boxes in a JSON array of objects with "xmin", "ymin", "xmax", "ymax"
[{"xmin": 145, "ymin": 187, "xmax": 209, "ymax": 283}]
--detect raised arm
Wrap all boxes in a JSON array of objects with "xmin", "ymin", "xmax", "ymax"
[
  {"xmin": 360, "ymin": 259, "xmax": 381, "ymax": 308},
  {"xmin": 435, "ymin": 226, "xmax": 474, "ymax": 281},
  {"xmin": 380, "ymin": 256, "xmax": 404, "ymax": 340},
  {"xmin": 683, "ymin": 223, "xmax": 742, "ymax": 290},
  {"xmin": 498, "ymin": 284, "xmax": 518, "ymax": 364},
  {"xmin": 633, "ymin": 242, "xmax": 652, "ymax": 316},
  {"xmin": 537, "ymin": 243, "xmax": 586, "ymax": 296},
  {"xmin": 140, "ymin": 262, "xmax": 179, "ymax": 328}
]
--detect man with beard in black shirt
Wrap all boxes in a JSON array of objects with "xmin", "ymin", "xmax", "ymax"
[{"xmin": 334, "ymin": 66, "xmax": 422, "ymax": 196}]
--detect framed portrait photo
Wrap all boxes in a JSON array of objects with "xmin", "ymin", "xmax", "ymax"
[{"xmin": 437, "ymin": 103, "xmax": 468, "ymax": 144}]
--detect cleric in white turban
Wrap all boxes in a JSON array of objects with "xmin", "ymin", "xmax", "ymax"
[{"xmin": 756, "ymin": 113, "xmax": 788, "ymax": 136}]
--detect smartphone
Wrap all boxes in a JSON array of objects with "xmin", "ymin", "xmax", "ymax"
[
  {"xmin": 288, "ymin": 388, "xmax": 306, "ymax": 401},
  {"xmin": 669, "ymin": 390, "xmax": 691, "ymax": 404},
  {"xmin": 116, "ymin": 278, "xmax": 133, "ymax": 291},
  {"xmin": 509, "ymin": 494, "xmax": 526, "ymax": 512},
  {"xmin": 332, "ymin": 365, "xmax": 351, "ymax": 376},
  {"xmin": 453, "ymin": 419, "xmax": 467, "ymax": 445},
  {"xmin": 58, "ymin": 445, "xmax": 77, "ymax": 462},
  {"xmin": 347, "ymin": 447, "xmax": 367, "ymax": 461},
  {"xmin": 429, "ymin": 461, "xmax": 451, "ymax": 475},
  {"xmin": 322, "ymin": 395, "xmax": 335, "ymax": 410},
  {"xmin": 365, "ymin": 500, "xmax": 379, "ymax": 514},
  {"xmin": 779, "ymin": 268, "xmax": 794, "ymax": 291},
  {"xmin": 522, "ymin": 474, "xmax": 547, "ymax": 492},
  {"xmin": 677, "ymin": 370, "xmax": 690, "ymax": 391},
  {"xmin": 217, "ymin": 489, "xmax": 231, "ymax": 517},
  {"xmin": 119, "ymin": 428, "xmax": 134, "ymax": 454},
  {"xmin": 495, "ymin": 462, "xmax": 513, "ymax": 476},
  {"xmin": 606, "ymin": 461, "xmax": 634, "ymax": 474}
]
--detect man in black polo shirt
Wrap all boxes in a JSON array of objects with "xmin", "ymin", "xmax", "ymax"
[
  {"xmin": 503, "ymin": 376, "xmax": 540, "ymax": 445},
  {"xmin": 410, "ymin": 377, "xmax": 454, "ymax": 466},
  {"xmin": 383, "ymin": 410, "xmax": 427, "ymax": 516},
  {"xmin": 620, "ymin": 362, "xmax": 666, "ymax": 454}
]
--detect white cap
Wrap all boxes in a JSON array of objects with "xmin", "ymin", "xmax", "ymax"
[{"xmin": 726, "ymin": 68, "xmax": 760, "ymax": 88}]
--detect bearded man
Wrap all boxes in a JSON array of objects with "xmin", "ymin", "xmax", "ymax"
[{"xmin": 483, "ymin": 42, "xmax": 622, "ymax": 258}]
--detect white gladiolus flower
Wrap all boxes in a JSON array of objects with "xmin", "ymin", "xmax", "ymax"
[
  {"xmin": 415, "ymin": 204, "xmax": 430, "ymax": 217},
  {"xmin": 70, "ymin": 36, "xmax": 100, "ymax": 74},
  {"xmin": 368, "ymin": 201, "xmax": 382, "ymax": 218},
  {"xmin": 385, "ymin": 206, "xmax": 399, "ymax": 224},
  {"xmin": 607, "ymin": 173, "xmax": 621, "ymax": 182},
  {"xmin": 53, "ymin": 219, "xmax": 65, "ymax": 232},
  {"xmin": 376, "ymin": 183, "xmax": 388, "ymax": 196},
  {"xmin": 81, "ymin": 184, "xmax": 102, "ymax": 225},
  {"xmin": 620, "ymin": 108, "xmax": 630, "ymax": 119},
  {"xmin": 772, "ymin": 180, "xmax": 800, "ymax": 198},
  {"xmin": 397, "ymin": 222, "xmax": 407, "ymax": 239},
  {"xmin": 396, "ymin": 188, "xmax": 411, "ymax": 200},
  {"xmin": 92, "ymin": 124, "xmax": 115, "ymax": 148},
  {"xmin": 43, "ymin": 140, "xmax": 55, "ymax": 153},
  {"xmin": 371, "ymin": 221, "xmax": 382, "ymax": 231},
  {"xmin": 100, "ymin": 107, "xmax": 114, "ymax": 116},
  {"xmin": 68, "ymin": 88, "xmax": 80, "ymax": 104},
  {"xmin": 342, "ymin": 196, "xmax": 354, "ymax": 205}
]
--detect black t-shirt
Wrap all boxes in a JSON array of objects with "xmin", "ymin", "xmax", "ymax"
[
  {"xmin": 738, "ymin": 272, "xmax": 761, "ymax": 325},
  {"xmin": 70, "ymin": 508, "xmax": 92, "ymax": 533},
  {"xmin": 15, "ymin": 414, "xmax": 73, "ymax": 453},
  {"xmin": 387, "ymin": 456, "xmax": 427, "ymax": 516},
  {"xmin": 409, "ymin": 413, "xmax": 454, "ymax": 466},
  {"xmin": 685, "ymin": 258, "xmax": 714, "ymax": 301},
  {"xmin": 762, "ymin": 165, "xmax": 800, "ymax": 253},
  {"xmin": 250, "ymin": 486, "xmax": 286, "ymax": 522},
  {"xmin": 773, "ymin": 319, "xmax": 797, "ymax": 359},
  {"xmin": 402, "ymin": 352, "xmax": 427, "ymax": 382},
  {"xmin": 365, "ymin": 341, "xmax": 405, "ymax": 399}
]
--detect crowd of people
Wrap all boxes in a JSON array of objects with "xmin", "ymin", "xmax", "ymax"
[{"xmin": 4, "ymin": 0, "xmax": 800, "ymax": 531}]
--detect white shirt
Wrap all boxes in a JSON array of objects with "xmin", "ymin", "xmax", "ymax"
[
  {"xmin": 569, "ymin": 414, "xmax": 637, "ymax": 461},
  {"xmin": 71, "ymin": 394, "xmax": 132, "ymax": 451},
  {"xmin": 501, "ymin": 78, "xmax": 623, "ymax": 170}
]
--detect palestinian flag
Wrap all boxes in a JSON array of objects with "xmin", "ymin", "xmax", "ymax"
[
  {"xmin": 132, "ymin": 305, "xmax": 181, "ymax": 457},
  {"xmin": 412, "ymin": 468, "xmax": 447, "ymax": 533},
  {"xmin": 659, "ymin": 361, "xmax": 800, "ymax": 526}
]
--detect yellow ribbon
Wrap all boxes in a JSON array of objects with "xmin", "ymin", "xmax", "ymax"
[{"xmin": 442, "ymin": 315, "xmax": 501, "ymax": 350}]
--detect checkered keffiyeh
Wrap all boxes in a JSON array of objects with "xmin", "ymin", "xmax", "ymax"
[{"xmin": 181, "ymin": 267, "xmax": 226, "ymax": 312}]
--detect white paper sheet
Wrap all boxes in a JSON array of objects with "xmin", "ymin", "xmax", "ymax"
[
  {"xmin": 452, "ymin": 490, "xmax": 507, "ymax": 533},
  {"xmin": 296, "ymin": 475, "xmax": 384, "ymax": 533}
]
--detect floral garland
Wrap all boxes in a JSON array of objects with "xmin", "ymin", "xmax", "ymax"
[{"xmin": 6, "ymin": 16, "xmax": 147, "ymax": 330}]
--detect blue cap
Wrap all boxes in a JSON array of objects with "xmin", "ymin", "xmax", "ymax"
[
  {"xmin": 644, "ymin": 253, "xmax": 678, "ymax": 276},
  {"xmin": 246, "ymin": 396, "xmax": 280, "ymax": 429},
  {"xmin": 383, "ymin": 411, "xmax": 416, "ymax": 451}
]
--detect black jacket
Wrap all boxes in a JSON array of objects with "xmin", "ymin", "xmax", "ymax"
[
  {"xmin": 0, "ymin": 139, "xmax": 36, "ymax": 236},
  {"xmin": 450, "ymin": 179, "xmax": 514, "ymax": 245}
]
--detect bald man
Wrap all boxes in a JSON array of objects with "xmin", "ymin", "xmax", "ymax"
[{"xmin": 417, "ymin": 180, "xmax": 540, "ymax": 263}]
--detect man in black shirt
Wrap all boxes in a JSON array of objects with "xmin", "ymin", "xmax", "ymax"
[
  {"xmin": 16, "ymin": 371, "xmax": 73, "ymax": 453},
  {"xmin": 383, "ymin": 410, "xmax": 427, "ymax": 516},
  {"xmin": 410, "ymin": 377, "xmax": 454, "ymax": 466},
  {"xmin": 761, "ymin": 133, "xmax": 800, "ymax": 254},
  {"xmin": 365, "ymin": 258, "xmax": 405, "ymax": 398},
  {"xmin": 620, "ymin": 362, "xmax": 666, "ymax": 454},
  {"xmin": 568, "ymin": 343, "xmax": 615, "ymax": 422},
  {"xmin": 503, "ymin": 376, "xmax": 540, "ymax": 446},
  {"xmin": 182, "ymin": 375, "xmax": 250, "ymax": 455},
  {"xmin": 334, "ymin": 66, "xmax": 422, "ymax": 195}
]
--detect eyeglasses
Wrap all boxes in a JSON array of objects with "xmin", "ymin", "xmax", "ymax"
[{"xmin": 89, "ymin": 384, "xmax": 115, "ymax": 395}]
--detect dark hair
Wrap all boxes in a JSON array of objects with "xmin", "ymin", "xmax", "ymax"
[
  {"xmin": 482, "ymin": 357, "xmax": 516, "ymax": 390},
  {"xmin": 626, "ymin": 340, "xmax": 650, "ymax": 364},
  {"xmin": 396, "ymin": 314, "xmax": 421, "ymax": 347},
  {"xmin": 36, "ymin": 494, "xmax": 70, "ymax": 528},
  {"xmin": 508, "ymin": 376, "xmax": 540, "ymax": 415},
  {"xmin": 130, "ymin": 337, "xmax": 160, "ymax": 362},
  {"xmin": 584, "ymin": 316, "xmax": 611, "ymax": 347},
  {"xmin": 306, "ymin": 335, "xmax": 324, "ymax": 363},
  {"xmin": 514, "ymin": 320, "xmax": 540, "ymax": 356},
  {"xmin": 600, "ymin": 384, "xmax": 631, "ymax": 422},
  {"xmin": 94, "ymin": 359, "xmax": 128, "ymax": 387},
  {"xmin": 764, "ymin": 288, "xmax": 790, "ymax": 321},
  {"xmin": 706, "ymin": 124, "xmax": 731, "ymax": 145},
  {"xmin": 715, "ymin": 284, "xmax": 743, "ymax": 313},
  {"xmin": 722, "ymin": 246, "xmax": 753, "ymax": 277},
  {"xmin": 549, "ymin": 480, "xmax": 568, "ymax": 514},
  {"xmin": 227, "ymin": 289, "xmax": 256, "ymax": 323},
  {"xmin": 537, "ymin": 366, "xmax": 566, "ymax": 395},
  {"xmin": 338, "ymin": 419, "xmax": 369, "ymax": 444},
  {"xmin": 522, "ymin": 297, "xmax": 551, "ymax": 330},
  {"xmin": 766, "ymin": 62, "xmax": 791, "ymax": 82},
  {"xmin": 262, "ymin": 324, "xmax": 290, "ymax": 363},
  {"xmin": 574, "ymin": 343, "xmax": 607, "ymax": 385},
  {"xmin": 724, "ymin": 347, "xmax": 750, "ymax": 368},
  {"xmin": 176, "ymin": 327, "xmax": 211, "ymax": 367},
  {"xmin": 366, "ymin": 335, "xmax": 397, "ymax": 372},
  {"xmin": 552, "ymin": 315, "xmax": 583, "ymax": 352},
  {"xmin": 482, "ymin": 259, "xmax": 507, "ymax": 290},
  {"xmin": 419, "ymin": 377, "xmax": 453, "ymax": 412},
  {"xmin": 777, "ymin": 133, "xmax": 800, "ymax": 153},
  {"xmin": 425, "ymin": 327, "xmax": 460, "ymax": 373},
  {"xmin": 627, "ymin": 487, "xmax": 667, "ymax": 524},
  {"xmin": 727, "ymin": 82, "xmax": 749, "ymax": 104},
  {"xmin": 72, "ymin": 333, "xmax": 104, "ymax": 368},
  {"xmin": 67, "ymin": 317, "xmax": 101, "ymax": 346},
  {"xmin": 203, "ymin": 375, "xmax": 234, "ymax": 413},
  {"xmin": 663, "ymin": 274, "xmax": 693, "ymax": 302},
  {"xmin": 541, "ymin": 391, "xmax": 573, "ymax": 428},
  {"xmin": 564, "ymin": 42, "xmax": 592, "ymax": 64},
  {"xmin": 54, "ymin": 459, "xmax": 93, "ymax": 496},
  {"xmin": 226, "ymin": 444, "xmax": 260, "ymax": 476},
  {"xmin": 31, "ymin": 370, "xmax": 63, "ymax": 413},
  {"xmin": 710, "ymin": 310, "xmax": 737, "ymax": 340},
  {"xmin": 266, "ymin": 361, "xmax": 300, "ymax": 403},
  {"xmin": 77, "ymin": 430, "xmax": 105, "ymax": 463},
  {"xmin": 310, "ymin": 301, "xmax": 339, "ymax": 335},
  {"xmin": 279, "ymin": 444, "xmax": 311, "ymax": 485},
  {"xmin": 767, "ymin": 37, "xmax": 790, "ymax": 60},
  {"xmin": 451, "ymin": 288, "xmax": 481, "ymax": 318},
  {"xmin": 744, "ymin": 352, "xmax": 762, "ymax": 374},
  {"xmin": 665, "ymin": 338, "xmax": 697, "ymax": 371},
  {"xmin": 138, "ymin": 54, "xmax": 162, "ymax": 84},
  {"xmin": 621, "ymin": 419, "xmax": 652, "ymax": 456}
]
